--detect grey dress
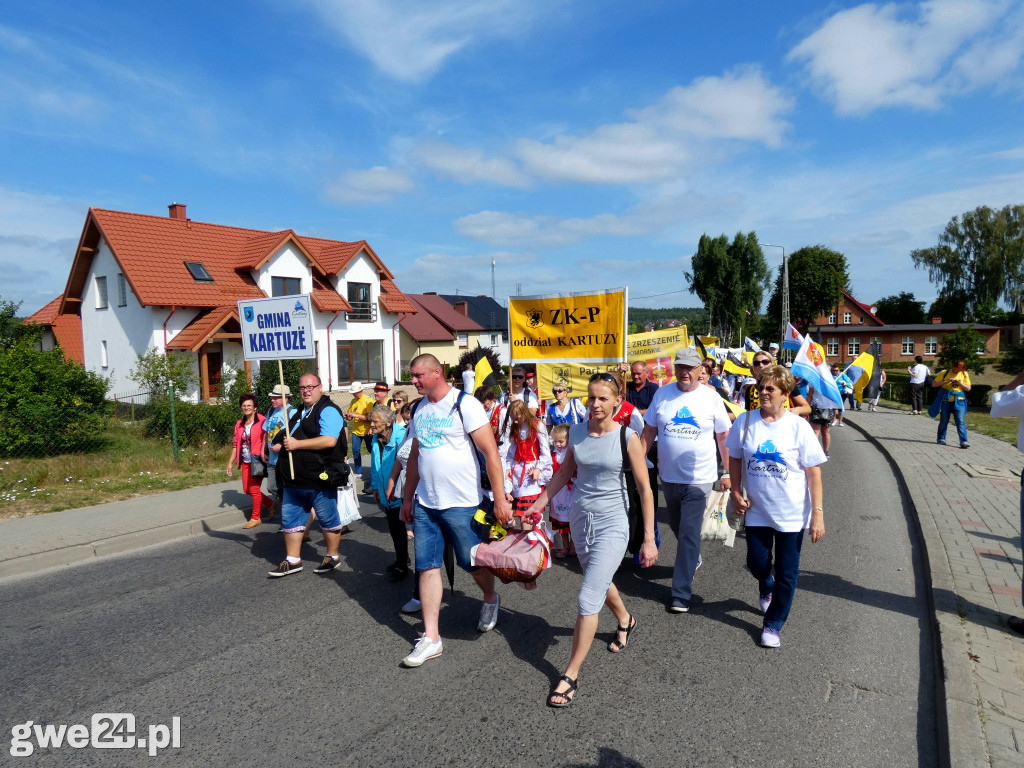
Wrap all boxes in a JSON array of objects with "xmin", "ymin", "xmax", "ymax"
[{"xmin": 568, "ymin": 423, "xmax": 633, "ymax": 615}]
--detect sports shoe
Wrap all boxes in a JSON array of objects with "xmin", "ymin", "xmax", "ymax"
[
  {"xmin": 669, "ymin": 599, "xmax": 690, "ymax": 613},
  {"xmin": 960, "ymin": 442, "xmax": 971, "ymax": 449},
  {"xmin": 695, "ymin": 554, "xmax": 703, "ymax": 572},
  {"xmin": 313, "ymin": 556, "xmax": 342, "ymax": 574},
  {"xmin": 760, "ymin": 627, "xmax": 781, "ymax": 648},
  {"xmin": 759, "ymin": 593, "xmax": 773, "ymax": 614},
  {"xmin": 402, "ymin": 636, "xmax": 442, "ymax": 667},
  {"xmin": 937, "ymin": 439, "xmax": 946, "ymax": 446},
  {"xmin": 268, "ymin": 560, "xmax": 302, "ymax": 578},
  {"xmin": 400, "ymin": 598, "xmax": 422, "ymax": 614},
  {"xmin": 477, "ymin": 594, "xmax": 500, "ymax": 632}
]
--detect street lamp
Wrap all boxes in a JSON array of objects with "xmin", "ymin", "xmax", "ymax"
[{"xmin": 762, "ymin": 244, "xmax": 788, "ymax": 358}]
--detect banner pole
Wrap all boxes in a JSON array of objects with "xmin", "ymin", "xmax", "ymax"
[{"xmin": 279, "ymin": 359, "xmax": 294, "ymax": 476}]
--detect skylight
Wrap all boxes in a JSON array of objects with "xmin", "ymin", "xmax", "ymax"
[{"xmin": 184, "ymin": 261, "xmax": 214, "ymax": 282}]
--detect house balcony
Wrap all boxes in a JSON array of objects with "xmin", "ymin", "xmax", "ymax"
[{"xmin": 347, "ymin": 301, "xmax": 377, "ymax": 323}]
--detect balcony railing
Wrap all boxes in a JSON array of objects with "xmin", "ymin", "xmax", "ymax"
[{"xmin": 347, "ymin": 301, "xmax": 377, "ymax": 323}]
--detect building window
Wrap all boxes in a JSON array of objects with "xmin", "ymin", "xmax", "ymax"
[
  {"xmin": 100, "ymin": 340, "xmax": 108, "ymax": 368},
  {"xmin": 859, "ymin": 316, "xmax": 864, "ymax": 324},
  {"xmin": 184, "ymin": 261, "xmax": 214, "ymax": 283},
  {"xmin": 828, "ymin": 313, "xmax": 836, "ymax": 325},
  {"xmin": 337, "ymin": 340, "xmax": 383, "ymax": 383},
  {"xmin": 458, "ymin": 333, "xmax": 468, "ymax": 348},
  {"xmin": 271, "ymin": 277, "xmax": 301, "ymax": 297},
  {"xmin": 925, "ymin": 337, "xmax": 938, "ymax": 354},
  {"xmin": 843, "ymin": 312, "xmax": 851, "ymax": 324},
  {"xmin": 848, "ymin": 337, "xmax": 860, "ymax": 356},
  {"xmin": 95, "ymin": 276, "xmax": 108, "ymax": 309},
  {"xmin": 347, "ymin": 282, "xmax": 375, "ymax": 322},
  {"xmin": 117, "ymin": 273, "xmax": 128, "ymax": 307},
  {"xmin": 869, "ymin": 337, "xmax": 883, "ymax": 354},
  {"xmin": 902, "ymin": 337, "xmax": 915, "ymax": 355},
  {"xmin": 826, "ymin": 338, "xmax": 839, "ymax": 356}
]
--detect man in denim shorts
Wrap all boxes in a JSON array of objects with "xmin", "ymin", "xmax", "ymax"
[
  {"xmin": 268, "ymin": 374, "xmax": 349, "ymax": 578},
  {"xmin": 400, "ymin": 354, "xmax": 512, "ymax": 667}
]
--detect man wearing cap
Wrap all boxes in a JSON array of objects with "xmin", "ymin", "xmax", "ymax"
[
  {"xmin": 642, "ymin": 348, "xmax": 732, "ymax": 613},
  {"xmin": 500, "ymin": 366, "xmax": 539, "ymax": 416},
  {"xmin": 344, "ymin": 382, "xmax": 375, "ymax": 479},
  {"xmin": 261, "ymin": 384, "xmax": 297, "ymax": 523},
  {"xmin": 373, "ymin": 381, "xmax": 390, "ymax": 409}
]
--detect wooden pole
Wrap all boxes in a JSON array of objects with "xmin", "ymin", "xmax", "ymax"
[{"xmin": 280, "ymin": 359, "xmax": 295, "ymax": 476}]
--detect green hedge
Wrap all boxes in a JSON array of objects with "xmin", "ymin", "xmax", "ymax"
[
  {"xmin": 144, "ymin": 397, "xmax": 238, "ymax": 447},
  {"xmin": 883, "ymin": 381, "xmax": 992, "ymax": 408}
]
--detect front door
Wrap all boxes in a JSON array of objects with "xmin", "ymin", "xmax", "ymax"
[{"xmin": 205, "ymin": 344, "xmax": 223, "ymax": 399}]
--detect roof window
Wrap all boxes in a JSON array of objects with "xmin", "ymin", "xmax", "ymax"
[{"xmin": 184, "ymin": 261, "xmax": 214, "ymax": 283}]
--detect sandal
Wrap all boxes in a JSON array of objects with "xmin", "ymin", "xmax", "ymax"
[
  {"xmin": 547, "ymin": 675, "xmax": 578, "ymax": 708},
  {"xmin": 608, "ymin": 614, "xmax": 637, "ymax": 653},
  {"xmin": 553, "ymin": 548, "xmax": 567, "ymax": 559}
]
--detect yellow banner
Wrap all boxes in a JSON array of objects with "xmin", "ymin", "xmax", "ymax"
[
  {"xmin": 625, "ymin": 327, "xmax": 690, "ymax": 387},
  {"xmin": 509, "ymin": 288, "xmax": 626, "ymax": 363},
  {"xmin": 536, "ymin": 362, "xmax": 624, "ymax": 402}
]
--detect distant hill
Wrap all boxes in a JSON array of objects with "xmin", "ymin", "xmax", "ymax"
[{"xmin": 629, "ymin": 306, "xmax": 708, "ymax": 333}]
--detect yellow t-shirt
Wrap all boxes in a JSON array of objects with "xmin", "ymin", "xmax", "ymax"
[
  {"xmin": 939, "ymin": 369, "xmax": 971, "ymax": 392},
  {"xmin": 348, "ymin": 393, "xmax": 375, "ymax": 437}
]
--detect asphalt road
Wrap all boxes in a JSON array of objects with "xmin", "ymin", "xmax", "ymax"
[{"xmin": 1, "ymin": 425, "xmax": 938, "ymax": 768}]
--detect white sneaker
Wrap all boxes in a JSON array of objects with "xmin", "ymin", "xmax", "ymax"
[
  {"xmin": 759, "ymin": 593, "xmax": 772, "ymax": 614},
  {"xmin": 477, "ymin": 594, "xmax": 500, "ymax": 632},
  {"xmin": 760, "ymin": 627, "xmax": 781, "ymax": 648},
  {"xmin": 402, "ymin": 636, "xmax": 442, "ymax": 667},
  {"xmin": 400, "ymin": 598, "xmax": 422, "ymax": 614}
]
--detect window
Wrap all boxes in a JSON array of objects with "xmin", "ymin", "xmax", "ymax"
[
  {"xmin": 869, "ymin": 336, "xmax": 883, "ymax": 354},
  {"xmin": 843, "ymin": 312, "xmax": 851, "ymax": 324},
  {"xmin": 826, "ymin": 338, "xmax": 839, "ymax": 356},
  {"xmin": 100, "ymin": 340, "xmax": 108, "ymax": 368},
  {"xmin": 828, "ymin": 313, "xmax": 836, "ymax": 325},
  {"xmin": 347, "ymin": 282, "xmax": 374, "ymax": 321},
  {"xmin": 925, "ymin": 337, "xmax": 938, "ymax": 354},
  {"xmin": 117, "ymin": 273, "xmax": 128, "ymax": 307},
  {"xmin": 902, "ymin": 336, "xmax": 915, "ymax": 355},
  {"xmin": 337, "ymin": 340, "xmax": 384, "ymax": 383},
  {"xmin": 271, "ymin": 277, "xmax": 301, "ymax": 297},
  {"xmin": 458, "ymin": 333, "xmax": 468, "ymax": 348},
  {"xmin": 848, "ymin": 337, "xmax": 860, "ymax": 356},
  {"xmin": 859, "ymin": 316, "xmax": 864, "ymax": 324},
  {"xmin": 95, "ymin": 276, "xmax": 108, "ymax": 309},
  {"xmin": 184, "ymin": 261, "xmax": 214, "ymax": 282}
]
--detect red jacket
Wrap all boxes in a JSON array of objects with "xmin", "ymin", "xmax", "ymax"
[{"xmin": 232, "ymin": 414, "xmax": 268, "ymax": 468}]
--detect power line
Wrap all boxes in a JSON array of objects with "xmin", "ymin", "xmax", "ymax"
[{"xmin": 631, "ymin": 288, "xmax": 692, "ymax": 300}]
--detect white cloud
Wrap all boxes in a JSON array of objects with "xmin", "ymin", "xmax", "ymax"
[
  {"xmin": 789, "ymin": 0, "xmax": 1024, "ymax": 115},
  {"xmin": 515, "ymin": 67, "xmax": 793, "ymax": 184},
  {"xmin": 297, "ymin": 0, "xmax": 547, "ymax": 82},
  {"xmin": 324, "ymin": 166, "xmax": 415, "ymax": 205},
  {"xmin": 411, "ymin": 141, "xmax": 530, "ymax": 188}
]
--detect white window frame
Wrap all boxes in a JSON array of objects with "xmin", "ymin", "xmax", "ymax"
[
  {"xmin": 925, "ymin": 337, "xmax": 938, "ymax": 354},
  {"xmin": 848, "ymin": 337, "xmax": 860, "ymax": 356},
  {"xmin": 95, "ymin": 276, "xmax": 108, "ymax": 309},
  {"xmin": 100, "ymin": 340, "xmax": 108, "ymax": 368},
  {"xmin": 901, "ymin": 337, "xmax": 915, "ymax": 355},
  {"xmin": 828, "ymin": 313, "xmax": 836, "ymax": 325},
  {"xmin": 869, "ymin": 336, "xmax": 883, "ymax": 354},
  {"xmin": 826, "ymin": 338, "xmax": 839, "ymax": 356},
  {"xmin": 117, "ymin": 273, "xmax": 128, "ymax": 307},
  {"xmin": 843, "ymin": 312, "xmax": 852, "ymax": 324}
]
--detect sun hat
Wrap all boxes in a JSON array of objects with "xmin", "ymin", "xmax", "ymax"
[
  {"xmin": 349, "ymin": 381, "xmax": 364, "ymax": 394},
  {"xmin": 270, "ymin": 384, "xmax": 291, "ymax": 397}
]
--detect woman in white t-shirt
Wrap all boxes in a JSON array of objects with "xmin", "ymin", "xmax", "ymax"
[{"xmin": 726, "ymin": 364, "xmax": 827, "ymax": 649}]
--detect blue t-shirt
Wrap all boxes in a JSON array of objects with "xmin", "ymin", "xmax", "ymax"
[
  {"xmin": 264, "ymin": 405, "xmax": 297, "ymax": 466},
  {"xmin": 301, "ymin": 403, "xmax": 344, "ymax": 440}
]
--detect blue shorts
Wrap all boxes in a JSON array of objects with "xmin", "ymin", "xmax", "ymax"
[
  {"xmin": 281, "ymin": 487, "xmax": 342, "ymax": 533},
  {"xmin": 413, "ymin": 501, "xmax": 486, "ymax": 572}
]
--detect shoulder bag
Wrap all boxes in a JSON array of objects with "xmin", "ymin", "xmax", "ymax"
[{"xmin": 620, "ymin": 426, "xmax": 644, "ymax": 554}]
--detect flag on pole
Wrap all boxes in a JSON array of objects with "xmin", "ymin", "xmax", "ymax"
[
  {"xmin": 473, "ymin": 354, "xmax": 497, "ymax": 393},
  {"xmin": 782, "ymin": 323, "xmax": 803, "ymax": 351},
  {"xmin": 792, "ymin": 335, "xmax": 844, "ymax": 410},
  {"xmin": 744, "ymin": 336, "xmax": 761, "ymax": 352},
  {"xmin": 844, "ymin": 346, "xmax": 876, "ymax": 402}
]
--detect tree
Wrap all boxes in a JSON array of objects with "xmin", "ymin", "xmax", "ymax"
[
  {"xmin": 911, "ymin": 204, "xmax": 1024, "ymax": 321},
  {"xmin": 928, "ymin": 294, "xmax": 967, "ymax": 324},
  {"xmin": 129, "ymin": 348, "xmax": 196, "ymax": 394},
  {"xmin": 685, "ymin": 231, "xmax": 771, "ymax": 345},
  {"xmin": 766, "ymin": 245, "xmax": 849, "ymax": 333},
  {"xmin": 873, "ymin": 292, "xmax": 925, "ymax": 324},
  {"xmin": 937, "ymin": 326, "xmax": 986, "ymax": 375},
  {"xmin": 0, "ymin": 297, "xmax": 42, "ymax": 351}
]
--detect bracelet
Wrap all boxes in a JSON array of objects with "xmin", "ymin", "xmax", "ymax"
[
  {"xmin": 812, "ymin": 506, "xmax": 823, "ymax": 512},
  {"xmin": 721, "ymin": 472, "xmax": 730, "ymax": 477}
]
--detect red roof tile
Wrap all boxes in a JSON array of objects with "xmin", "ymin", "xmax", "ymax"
[
  {"xmin": 311, "ymin": 273, "xmax": 353, "ymax": 313},
  {"xmin": 380, "ymin": 279, "xmax": 417, "ymax": 314},
  {"xmin": 400, "ymin": 296, "xmax": 456, "ymax": 341},
  {"xmin": 166, "ymin": 306, "xmax": 238, "ymax": 351},
  {"xmin": 25, "ymin": 296, "xmax": 84, "ymax": 364},
  {"xmin": 408, "ymin": 294, "xmax": 483, "ymax": 333},
  {"xmin": 26, "ymin": 296, "xmax": 62, "ymax": 324},
  {"xmin": 843, "ymin": 289, "xmax": 885, "ymax": 326}
]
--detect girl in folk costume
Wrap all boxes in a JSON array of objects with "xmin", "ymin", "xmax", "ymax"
[
  {"xmin": 548, "ymin": 424, "xmax": 575, "ymax": 558},
  {"xmin": 476, "ymin": 385, "xmax": 509, "ymax": 456},
  {"xmin": 503, "ymin": 399, "xmax": 553, "ymax": 530}
]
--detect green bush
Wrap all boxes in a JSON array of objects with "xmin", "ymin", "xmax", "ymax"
[{"xmin": 144, "ymin": 397, "xmax": 237, "ymax": 447}]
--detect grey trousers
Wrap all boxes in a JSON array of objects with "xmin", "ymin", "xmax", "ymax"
[{"xmin": 663, "ymin": 482, "xmax": 713, "ymax": 604}]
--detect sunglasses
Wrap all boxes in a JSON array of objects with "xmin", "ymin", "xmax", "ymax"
[
  {"xmin": 756, "ymin": 384, "xmax": 780, "ymax": 392},
  {"xmin": 552, "ymin": 388, "xmax": 566, "ymax": 393},
  {"xmin": 589, "ymin": 373, "xmax": 618, "ymax": 384},
  {"xmin": 511, "ymin": 374, "xmax": 525, "ymax": 380},
  {"xmin": 752, "ymin": 359, "xmax": 772, "ymax": 367}
]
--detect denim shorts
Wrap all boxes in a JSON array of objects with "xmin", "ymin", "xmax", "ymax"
[
  {"xmin": 281, "ymin": 487, "xmax": 342, "ymax": 533},
  {"xmin": 413, "ymin": 501, "xmax": 486, "ymax": 572}
]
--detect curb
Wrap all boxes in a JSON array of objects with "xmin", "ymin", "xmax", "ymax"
[
  {"xmin": 845, "ymin": 415, "xmax": 986, "ymax": 768},
  {"xmin": 0, "ymin": 509, "xmax": 245, "ymax": 582}
]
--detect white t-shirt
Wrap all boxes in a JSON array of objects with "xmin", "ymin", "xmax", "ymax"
[
  {"xmin": 725, "ymin": 410, "xmax": 827, "ymax": 532},
  {"xmin": 462, "ymin": 369, "xmax": 476, "ymax": 392},
  {"xmin": 909, "ymin": 364, "xmax": 930, "ymax": 384},
  {"xmin": 408, "ymin": 387, "xmax": 490, "ymax": 509},
  {"xmin": 645, "ymin": 383, "xmax": 731, "ymax": 485}
]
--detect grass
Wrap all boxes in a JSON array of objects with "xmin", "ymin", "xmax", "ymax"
[
  {"xmin": 0, "ymin": 420, "xmax": 231, "ymax": 520},
  {"xmin": 877, "ymin": 397, "xmax": 1020, "ymax": 446}
]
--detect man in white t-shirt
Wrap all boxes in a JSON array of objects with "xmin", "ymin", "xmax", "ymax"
[
  {"xmin": 500, "ymin": 366, "xmax": 539, "ymax": 416},
  {"xmin": 400, "ymin": 354, "xmax": 512, "ymax": 667},
  {"xmin": 642, "ymin": 347, "xmax": 732, "ymax": 613},
  {"xmin": 461, "ymin": 362, "xmax": 476, "ymax": 393},
  {"xmin": 907, "ymin": 355, "xmax": 931, "ymax": 415}
]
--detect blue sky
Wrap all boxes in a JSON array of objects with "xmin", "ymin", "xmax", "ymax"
[{"xmin": 3, "ymin": 0, "xmax": 1024, "ymax": 315}]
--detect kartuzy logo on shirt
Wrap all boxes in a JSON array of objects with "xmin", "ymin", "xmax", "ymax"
[
  {"xmin": 666, "ymin": 406, "xmax": 702, "ymax": 438},
  {"xmin": 748, "ymin": 440, "xmax": 788, "ymax": 479}
]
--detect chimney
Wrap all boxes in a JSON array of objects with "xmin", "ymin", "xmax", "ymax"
[
  {"xmin": 931, "ymin": 317, "xmax": 942, "ymax": 324},
  {"xmin": 454, "ymin": 301, "xmax": 469, "ymax": 316},
  {"xmin": 168, "ymin": 203, "xmax": 187, "ymax": 220}
]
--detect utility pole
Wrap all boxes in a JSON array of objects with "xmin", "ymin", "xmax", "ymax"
[
  {"xmin": 491, "ymin": 257, "xmax": 496, "ymax": 299},
  {"xmin": 763, "ymin": 244, "xmax": 788, "ymax": 359}
]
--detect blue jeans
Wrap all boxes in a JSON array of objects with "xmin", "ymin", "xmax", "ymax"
[
  {"xmin": 351, "ymin": 433, "xmax": 366, "ymax": 473},
  {"xmin": 281, "ymin": 487, "xmax": 342, "ymax": 533},
  {"xmin": 746, "ymin": 525, "xmax": 805, "ymax": 631},
  {"xmin": 413, "ymin": 502, "xmax": 486, "ymax": 573},
  {"xmin": 937, "ymin": 398, "xmax": 968, "ymax": 445},
  {"xmin": 663, "ymin": 482, "xmax": 712, "ymax": 605}
]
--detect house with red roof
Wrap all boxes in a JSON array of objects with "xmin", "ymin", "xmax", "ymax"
[
  {"xmin": 398, "ymin": 294, "xmax": 484, "ymax": 370},
  {"xmin": 28, "ymin": 203, "xmax": 417, "ymax": 401}
]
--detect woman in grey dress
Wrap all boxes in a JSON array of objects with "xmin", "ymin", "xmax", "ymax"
[{"xmin": 527, "ymin": 372, "xmax": 658, "ymax": 707}]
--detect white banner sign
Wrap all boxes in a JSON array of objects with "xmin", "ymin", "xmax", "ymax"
[{"xmin": 238, "ymin": 295, "xmax": 316, "ymax": 361}]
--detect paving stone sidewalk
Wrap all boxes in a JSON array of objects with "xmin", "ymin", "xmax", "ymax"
[{"xmin": 846, "ymin": 406, "xmax": 1024, "ymax": 768}]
